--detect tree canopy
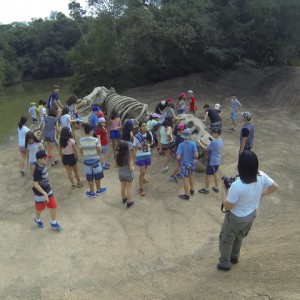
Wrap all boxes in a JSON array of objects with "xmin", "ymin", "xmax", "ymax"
[{"xmin": 0, "ymin": 0, "xmax": 300, "ymax": 94}]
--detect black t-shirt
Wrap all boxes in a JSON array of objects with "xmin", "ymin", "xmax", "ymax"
[
  {"xmin": 206, "ymin": 108, "xmax": 221, "ymax": 123},
  {"xmin": 241, "ymin": 128, "xmax": 250, "ymax": 137},
  {"xmin": 122, "ymin": 125, "xmax": 133, "ymax": 141},
  {"xmin": 155, "ymin": 102, "xmax": 167, "ymax": 114},
  {"xmin": 32, "ymin": 164, "xmax": 52, "ymax": 196}
]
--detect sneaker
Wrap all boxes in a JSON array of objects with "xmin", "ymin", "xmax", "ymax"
[
  {"xmin": 51, "ymin": 160, "xmax": 58, "ymax": 167},
  {"xmin": 162, "ymin": 166, "xmax": 169, "ymax": 173},
  {"xmin": 20, "ymin": 170, "xmax": 25, "ymax": 176},
  {"xmin": 122, "ymin": 197, "xmax": 127, "ymax": 204},
  {"xmin": 34, "ymin": 218, "xmax": 44, "ymax": 228},
  {"xmin": 127, "ymin": 201, "xmax": 134, "ymax": 208},
  {"xmin": 198, "ymin": 188, "xmax": 209, "ymax": 194},
  {"xmin": 105, "ymin": 162, "xmax": 110, "ymax": 166},
  {"xmin": 190, "ymin": 189, "xmax": 195, "ymax": 196},
  {"xmin": 232, "ymin": 127, "xmax": 237, "ymax": 131},
  {"xmin": 102, "ymin": 165, "xmax": 110, "ymax": 170},
  {"xmin": 178, "ymin": 194, "xmax": 190, "ymax": 200},
  {"xmin": 77, "ymin": 182, "xmax": 83, "ymax": 188},
  {"xmin": 96, "ymin": 187, "xmax": 107, "ymax": 196},
  {"xmin": 229, "ymin": 126, "xmax": 234, "ymax": 131},
  {"xmin": 212, "ymin": 187, "xmax": 219, "ymax": 193},
  {"xmin": 85, "ymin": 191, "xmax": 97, "ymax": 198},
  {"xmin": 169, "ymin": 175, "xmax": 178, "ymax": 184},
  {"xmin": 51, "ymin": 222, "xmax": 62, "ymax": 231},
  {"xmin": 217, "ymin": 263, "xmax": 231, "ymax": 271}
]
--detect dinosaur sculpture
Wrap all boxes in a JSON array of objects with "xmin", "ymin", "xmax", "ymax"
[{"xmin": 77, "ymin": 87, "xmax": 213, "ymax": 169}]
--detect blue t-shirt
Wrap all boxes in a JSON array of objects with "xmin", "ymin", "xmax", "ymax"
[
  {"xmin": 231, "ymin": 99, "xmax": 242, "ymax": 114},
  {"xmin": 48, "ymin": 91, "xmax": 59, "ymax": 108},
  {"xmin": 89, "ymin": 113, "xmax": 99, "ymax": 134},
  {"xmin": 176, "ymin": 140, "xmax": 198, "ymax": 164},
  {"xmin": 207, "ymin": 138, "xmax": 223, "ymax": 166}
]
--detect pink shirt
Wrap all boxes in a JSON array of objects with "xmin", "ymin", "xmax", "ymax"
[
  {"xmin": 62, "ymin": 138, "xmax": 76, "ymax": 155},
  {"xmin": 110, "ymin": 118, "xmax": 121, "ymax": 130}
]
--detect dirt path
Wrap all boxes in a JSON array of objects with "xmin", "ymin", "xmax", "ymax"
[{"xmin": 0, "ymin": 68, "xmax": 299, "ymax": 299}]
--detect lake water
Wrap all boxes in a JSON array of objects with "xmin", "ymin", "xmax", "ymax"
[{"xmin": 0, "ymin": 78, "xmax": 72, "ymax": 148}]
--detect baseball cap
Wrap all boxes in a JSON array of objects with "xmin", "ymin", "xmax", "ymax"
[
  {"xmin": 179, "ymin": 92, "xmax": 186, "ymax": 98},
  {"xmin": 182, "ymin": 129, "xmax": 192, "ymax": 139},
  {"xmin": 97, "ymin": 111, "xmax": 104, "ymax": 118},
  {"xmin": 177, "ymin": 123, "xmax": 186, "ymax": 130},
  {"xmin": 98, "ymin": 117, "xmax": 106, "ymax": 123},
  {"xmin": 167, "ymin": 98, "xmax": 173, "ymax": 102},
  {"xmin": 126, "ymin": 119, "xmax": 133, "ymax": 125},
  {"xmin": 152, "ymin": 113, "xmax": 160, "ymax": 118},
  {"xmin": 36, "ymin": 150, "xmax": 52, "ymax": 160},
  {"xmin": 91, "ymin": 106, "xmax": 100, "ymax": 112},
  {"xmin": 31, "ymin": 102, "xmax": 36, "ymax": 105},
  {"xmin": 187, "ymin": 90, "xmax": 193, "ymax": 94},
  {"xmin": 214, "ymin": 103, "xmax": 220, "ymax": 110},
  {"xmin": 241, "ymin": 111, "xmax": 252, "ymax": 121}
]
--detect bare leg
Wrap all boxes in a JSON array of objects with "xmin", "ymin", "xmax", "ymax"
[
  {"xmin": 20, "ymin": 152, "xmax": 27, "ymax": 171},
  {"xmin": 35, "ymin": 210, "xmax": 41, "ymax": 219},
  {"xmin": 205, "ymin": 175, "xmax": 211, "ymax": 189},
  {"xmin": 126, "ymin": 181, "xmax": 133, "ymax": 202},
  {"xmin": 121, "ymin": 181, "xmax": 126, "ymax": 199},
  {"xmin": 183, "ymin": 177, "xmax": 190, "ymax": 195},
  {"xmin": 213, "ymin": 172, "xmax": 219, "ymax": 188},
  {"xmin": 189, "ymin": 174, "xmax": 194, "ymax": 191},
  {"xmin": 72, "ymin": 164, "xmax": 81, "ymax": 184},
  {"xmin": 64, "ymin": 164, "xmax": 75, "ymax": 185},
  {"xmin": 49, "ymin": 208, "xmax": 56, "ymax": 222},
  {"xmin": 139, "ymin": 166, "xmax": 146, "ymax": 190},
  {"xmin": 95, "ymin": 179, "xmax": 100, "ymax": 190},
  {"xmin": 88, "ymin": 180, "xmax": 95, "ymax": 193},
  {"xmin": 30, "ymin": 164, "xmax": 36, "ymax": 176}
]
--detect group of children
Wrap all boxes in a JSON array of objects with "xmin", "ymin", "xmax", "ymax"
[{"xmin": 18, "ymin": 85, "xmax": 253, "ymax": 231}]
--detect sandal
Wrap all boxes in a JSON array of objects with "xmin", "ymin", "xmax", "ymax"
[
  {"xmin": 143, "ymin": 178, "xmax": 149, "ymax": 184},
  {"xmin": 77, "ymin": 182, "xmax": 83, "ymax": 188},
  {"xmin": 72, "ymin": 183, "xmax": 77, "ymax": 189},
  {"xmin": 212, "ymin": 187, "xmax": 219, "ymax": 193},
  {"xmin": 139, "ymin": 189, "xmax": 146, "ymax": 196},
  {"xmin": 122, "ymin": 197, "xmax": 127, "ymax": 204}
]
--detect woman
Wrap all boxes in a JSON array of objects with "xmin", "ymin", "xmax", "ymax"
[
  {"xmin": 115, "ymin": 141, "xmax": 135, "ymax": 208},
  {"xmin": 218, "ymin": 150, "xmax": 278, "ymax": 271},
  {"xmin": 132, "ymin": 121, "xmax": 154, "ymax": 196},
  {"xmin": 18, "ymin": 116, "xmax": 30, "ymax": 176},
  {"xmin": 159, "ymin": 118, "xmax": 175, "ymax": 173}
]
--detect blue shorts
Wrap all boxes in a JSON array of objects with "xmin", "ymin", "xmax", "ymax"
[
  {"xmin": 101, "ymin": 145, "xmax": 107, "ymax": 154},
  {"xmin": 206, "ymin": 164, "xmax": 219, "ymax": 175},
  {"xmin": 110, "ymin": 130, "xmax": 121, "ymax": 140},
  {"xmin": 84, "ymin": 162, "xmax": 104, "ymax": 182},
  {"xmin": 230, "ymin": 112, "xmax": 238, "ymax": 120},
  {"xmin": 178, "ymin": 161, "xmax": 196, "ymax": 178},
  {"xmin": 136, "ymin": 158, "xmax": 151, "ymax": 167}
]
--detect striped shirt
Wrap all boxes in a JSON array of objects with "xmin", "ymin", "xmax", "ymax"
[{"xmin": 79, "ymin": 136, "xmax": 100, "ymax": 165}]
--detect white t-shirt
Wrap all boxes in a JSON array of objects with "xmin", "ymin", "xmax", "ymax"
[
  {"xmin": 227, "ymin": 171, "xmax": 274, "ymax": 217},
  {"xmin": 18, "ymin": 126, "xmax": 30, "ymax": 146},
  {"xmin": 60, "ymin": 114, "xmax": 71, "ymax": 130}
]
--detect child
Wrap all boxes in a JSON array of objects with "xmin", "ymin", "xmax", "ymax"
[
  {"xmin": 198, "ymin": 128, "xmax": 224, "ymax": 194},
  {"xmin": 38, "ymin": 100, "xmax": 47, "ymax": 127},
  {"xmin": 59, "ymin": 127, "xmax": 83, "ymax": 188},
  {"xmin": 115, "ymin": 141, "xmax": 135, "ymax": 208},
  {"xmin": 79, "ymin": 124, "xmax": 107, "ymax": 198},
  {"xmin": 176, "ymin": 129, "xmax": 199, "ymax": 200},
  {"xmin": 169, "ymin": 123, "xmax": 186, "ymax": 183},
  {"xmin": 66, "ymin": 94, "xmax": 79, "ymax": 139},
  {"xmin": 176, "ymin": 92, "xmax": 186, "ymax": 115},
  {"xmin": 18, "ymin": 116, "xmax": 30, "ymax": 176},
  {"xmin": 28, "ymin": 102, "xmax": 38, "ymax": 125},
  {"xmin": 60, "ymin": 106, "xmax": 81, "ymax": 133},
  {"xmin": 109, "ymin": 112, "xmax": 121, "ymax": 158},
  {"xmin": 47, "ymin": 85, "xmax": 63, "ymax": 111},
  {"xmin": 25, "ymin": 131, "xmax": 44, "ymax": 175},
  {"xmin": 187, "ymin": 90, "xmax": 197, "ymax": 116},
  {"xmin": 33, "ymin": 150, "xmax": 62, "ymax": 231},
  {"xmin": 121, "ymin": 119, "xmax": 134, "ymax": 151},
  {"xmin": 96, "ymin": 117, "xmax": 110, "ymax": 170},
  {"xmin": 230, "ymin": 93, "xmax": 242, "ymax": 131},
  {"xmin": 132, "ymin": 121, "xmax": 154, "ymax": 196},
  {"xmin": 89, "ymin": 105, "xmax": 101, "ymax": 137},
  {"xmin": 41, "ymin": 107, "xmax": 59, "ymax": 166}
]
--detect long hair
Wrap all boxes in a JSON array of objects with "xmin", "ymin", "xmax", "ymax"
[
  {"xmin": 116, "ymin": 141, "xmax": 130, "ymax": 167},
  {"xmin": 238, "ymin": 150, "xmax": 259, "ymax": 184},
  {"xmin": 66, "ymin": 94, "xmax": 77, "ymax": 106},
  {"xmin": 18, "ymin": 116, "xmax": 28, "ymax": 129},
  {"xmin": 25, "ymin": 131, "xmax": 40, "ymax": 148},
  {"xmin": 59, "ymin": 127, "xmax": 72, "ymax": 148}
]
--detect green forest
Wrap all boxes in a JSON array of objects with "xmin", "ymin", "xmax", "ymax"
[{"xmin": 1, "ymin": 0, "xmax": 300, "ymax": 95}]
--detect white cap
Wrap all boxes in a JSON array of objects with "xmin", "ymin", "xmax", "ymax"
[
  {"xmin": 214, "ymin": 103, "xmax": 220, "ymax": 110},
  {"xmin": 187, "ymin": 90, "xmax": 193, "ymax": 94}
]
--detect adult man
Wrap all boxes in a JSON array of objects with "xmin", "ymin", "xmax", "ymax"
[
  {"xmin": 176, "ymin": 129, "xmax": 199, "ymax": 200},
  {"xmin": 47, "ymin": 85, "xmax": 63, "ymax": 110},
  {"xmin": 240, "ymin": 112, "xmax": 254, "ymax": 153},
  {"xmin": 230, "ymin": 94, "xmax": 242, "ymax": 131},
  {"xmin": 202, "ymin": 104, "xmax": 222, "ymax": 131},
  {"xmin": 218, "ymin": 151, "xmax": 278, "ymax": 271}
]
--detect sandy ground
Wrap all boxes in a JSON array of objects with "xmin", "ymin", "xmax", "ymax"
[{"xmin": 0, "ymin": 67, "xmax": 299, "ymax": 299}]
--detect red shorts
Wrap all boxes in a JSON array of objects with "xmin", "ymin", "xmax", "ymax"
[{"xmin": 35, "ymin": 195, "xmax": 57, "ymax": 211}]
